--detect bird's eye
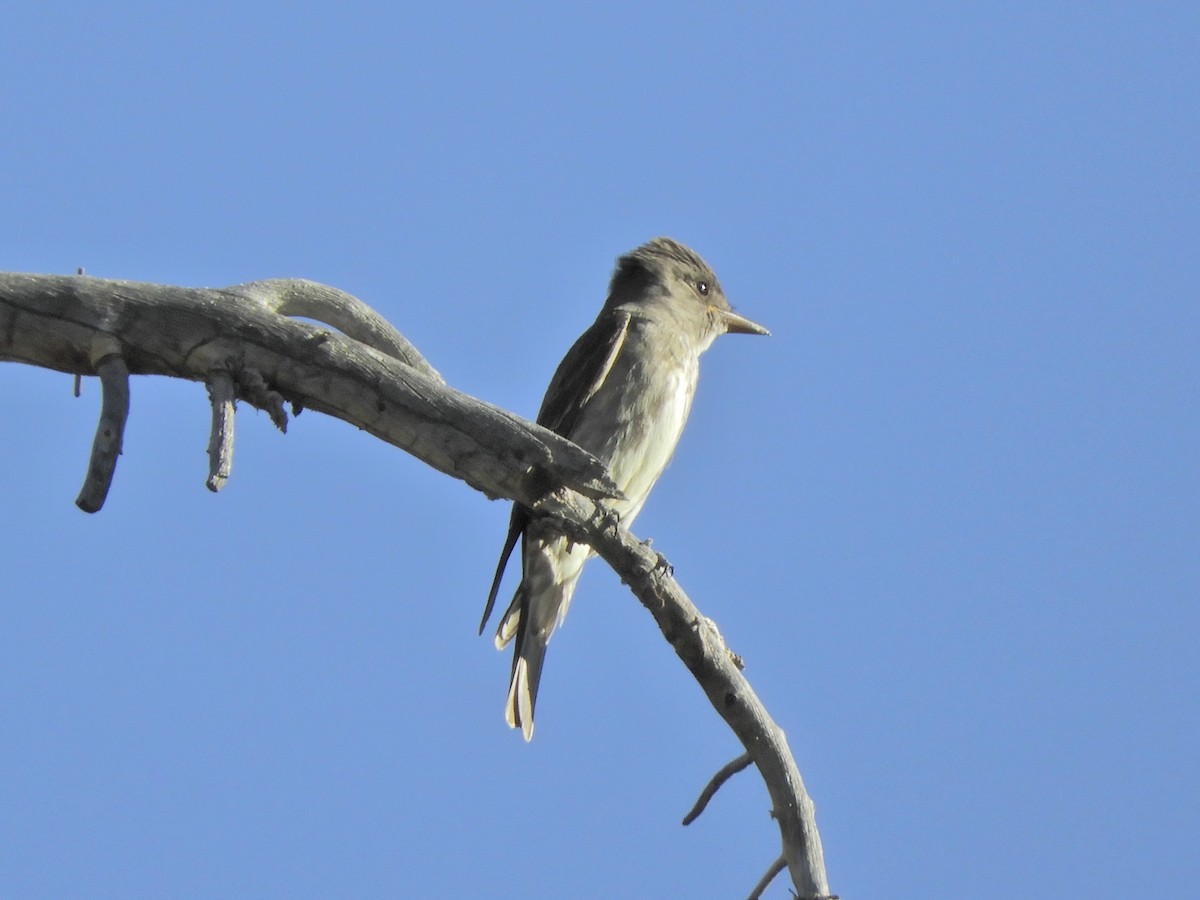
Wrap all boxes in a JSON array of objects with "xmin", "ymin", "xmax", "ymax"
[{"xmin": 696, "ymin": 281, "xmax": 709, "ymax": 296}]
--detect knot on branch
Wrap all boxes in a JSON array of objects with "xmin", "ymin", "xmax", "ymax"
[{"xmin": 233, "ymin": 365, "xmax": 288, "ymax": 432}]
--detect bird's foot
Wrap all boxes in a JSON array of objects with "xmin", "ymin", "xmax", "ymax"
[
  {"xmin": 645, "ymin": 543, "xmax": 674, "ymax": 578},
  {"xmin": 597, "ymin": 506, "xmax": 623, "ymax": 536}
]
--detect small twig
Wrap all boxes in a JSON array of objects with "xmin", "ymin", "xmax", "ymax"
[
  {"xmin": 747, "ymin": 855, "xmax": 786, "ymax": 900},
  {"xmin": 206, "ymin": 370, "xmax": 236, "ymax": 492},
  {"xmin": 76, "ymin": 339, "xmax": 129, "ymax": 513},
  {"xmin": 236, "ymin": 366, "xmax": 288, "ymax": 432},
  {"xmin": 682, "ymin": 752, "xmax": 752, "ymax": 825}
]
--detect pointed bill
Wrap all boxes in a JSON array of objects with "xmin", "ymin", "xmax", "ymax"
[{"xmin": 717, "ymin": 307, "xmax": 770, "ymax": 336}]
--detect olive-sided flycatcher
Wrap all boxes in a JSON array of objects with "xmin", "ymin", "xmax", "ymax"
[{"xmin": 479, "ymin": 237, "xmax": 768, "ymax": 740}]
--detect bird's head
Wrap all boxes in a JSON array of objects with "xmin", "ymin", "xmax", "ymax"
[{"xmin": 606, "ymin": 237, "xmax": 769, "ymax": 347}]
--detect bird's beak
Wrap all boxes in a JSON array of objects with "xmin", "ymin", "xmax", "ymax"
[{"xmin": 717, "ymin": 307, "xmax": 770, "ymax": 336}]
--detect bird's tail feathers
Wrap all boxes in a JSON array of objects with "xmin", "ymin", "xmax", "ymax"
[
  {"xmin": 495, "ymin": 547, "xmax": 582, "ymax": 740},
  {"xmin": 494, "ymin": 593, "xmax": 522, "ymax": 650},
  {"xmin": 504, "ymin": 628, "xmax": 547, "ymax": 742}
]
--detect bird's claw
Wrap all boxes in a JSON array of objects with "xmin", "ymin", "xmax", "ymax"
[
  {"xmin": 638, "ymin": 537, "xmax": 674, "ymax": 577},
  {"xmin": 597, "ymin": 507, "xmax": 622, "ymax": 535}
]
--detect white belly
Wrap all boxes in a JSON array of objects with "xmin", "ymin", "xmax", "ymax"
[{"xmin": 571, "ymin": 341, "xmax": 698, "ymax": 526}]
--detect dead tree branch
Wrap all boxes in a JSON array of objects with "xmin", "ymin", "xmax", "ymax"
[
  {"xmin": 205, "ymin": 369, "xmax": 236, "ymax": 491},
  {"xmin": 0, "ymin": 270, "xmax": 833, "ymax": 898},
  {"xmin": 749, "ymin": 856, "xmax": 788, "ymax": 900},
  {"xmin": 76, "ymin": 344, "xmax": 129, "ymax": 512},
  {"xmin": 682, "ymin": 752, "xmax": 752, "ymax": 826},
  {"xmin": 0, "ymin": 272, "xmax": 617, "ymax": 509}
]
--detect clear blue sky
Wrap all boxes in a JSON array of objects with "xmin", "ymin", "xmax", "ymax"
[{"xmin": 2, "ymin": 3, "xmax": 1197, "ymax": 898}]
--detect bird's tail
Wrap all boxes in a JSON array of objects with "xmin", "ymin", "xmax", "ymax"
[
  {"xmin": 492, "ymin": 537, "xmax": 586, "ymax": 741},
  {"xmin": 495, "ymin": 587, "xmax": 548, "ymax": 742},
  {"xmin": 504, "ymin": 615, "xmax": 547, "ymax": 743},
  {"xmin": 494, "ymin": 567, "xmax": 580, "ymax": 741}
]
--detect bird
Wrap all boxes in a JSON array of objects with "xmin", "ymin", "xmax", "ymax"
[{"xmin": 478, "ymin": 237, "xmax": 768, "ymax": 740}]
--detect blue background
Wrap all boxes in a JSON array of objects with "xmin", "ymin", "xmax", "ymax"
[{"xmin": 2, "ymin": 3, "xmax": 1197, "ymax": 897}]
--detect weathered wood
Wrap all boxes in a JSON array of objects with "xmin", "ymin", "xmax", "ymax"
[
  {"xmin": 75, "ymin": 348, "xmax": 129, "ymax": 513},
  {"xmin": 205, "ymin": 369, "xmax": 236, "ymax": 492},
  {"xmin": 0, "ymin": 272, "xmax": 619, "ymax": 508}
]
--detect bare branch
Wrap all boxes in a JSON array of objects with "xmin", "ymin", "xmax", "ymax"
[
  {"xmin": 75, "ymin": 337, "xmax": 129, "ymax": 513},
  {"xmin": 0, "ymin": 272, "xmax": 620, "ymax": 508},
  {"xmin": 533, "ymin": 490, "xmax": 832, "ymax": 898},
  {"xmin": 682, "ymin": 752, "xmax": 752, "ymax": 825},
  {"xmin": 206, "ymin": 370, "xmax": 236, "ymax": 492},
  {"xmin": 229, "ymin": 278, "xmax": 440, "ymax": 380},
  {"xmin": 748, "ymin": 855, "xmax": 786, "ymax": 900}
]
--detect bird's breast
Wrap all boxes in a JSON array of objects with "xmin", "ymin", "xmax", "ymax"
[{"xmin": 569, "ymin": 328, "xmax": 699, "ymax": 522}]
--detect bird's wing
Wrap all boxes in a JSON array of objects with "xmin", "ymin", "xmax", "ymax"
[
  {"xmin": 479, "ymin": 503, "xmax": 526, "ymax": 634},
  {"xmin": 479, "ymin": 310, "xmax": 632, "ymax": 633},
  {"xmin": 536, "ymin": 309, "xmax": 633, "ymax": 438}
]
